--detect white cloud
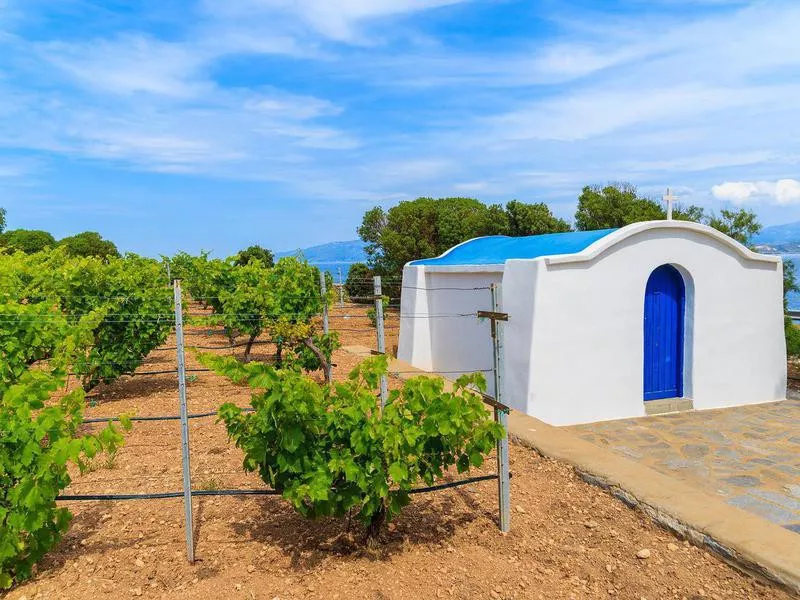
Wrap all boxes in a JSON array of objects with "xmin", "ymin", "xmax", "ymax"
[
  {"xmin": 203, "ymin": 0, "xmax": 469, "ymax": 42},
  {"xmin": 711, "ymin": 179, "xmax": 800, "ymax": 205},
  {"xmin": 711, "ymin": 181, "xmax": 763, "ymax": 204},
  {"xmin": 775, "ymin": 179, "xmax": 800, "ymax": 205},
  {"xmin": 39, "ymin": 35, "xmax": 208, "ymax": 97}
]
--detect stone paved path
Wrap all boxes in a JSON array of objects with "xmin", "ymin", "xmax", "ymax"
[{"xmin": 568, "ymin": 399, "xmax": 800, "ymax": 534}]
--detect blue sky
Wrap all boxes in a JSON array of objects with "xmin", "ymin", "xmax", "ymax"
[{"xmin": 1, "ymin": 0, "xmax": 799, "ymax": 257}]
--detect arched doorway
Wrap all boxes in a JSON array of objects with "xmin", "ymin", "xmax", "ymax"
[{"xmin": 643, "ymin": 264, "xmax": 685, "ymax": 401}]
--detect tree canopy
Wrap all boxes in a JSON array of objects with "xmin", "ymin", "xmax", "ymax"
[
  {"xmin": 58, "ymin": 232, "xmax": 120, "ymax": 259},
  {"xmin": 234, "ymin": 245, "xmax": 274, "ymax": 268},
  {"xmin": 0, "ymin": 229, "xmax": 56, "ymax": 254},
  {"xmin": 574, "ymin": 183, "xmax": 706, "ymax": 230},
  {"xmin": 358, "ymin": 197, "xmax": 568, "ymax": 275}
]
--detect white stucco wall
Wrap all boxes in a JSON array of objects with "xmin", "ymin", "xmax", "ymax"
[
  {"xmin": 397, "ymin": 266, "xmax": 501, "ymax": 394},
  {"xmin": 504, "ymin": 222, "xmax": 786, "ymax": 425},
  {"xmin": 399, "ymin": 221, "xmax": 787, "ymax": 426}
]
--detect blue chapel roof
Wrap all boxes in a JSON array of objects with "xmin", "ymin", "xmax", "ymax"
[{"xmin": 408, "ymin": 228, "xmax": 618, "ymax": 266}]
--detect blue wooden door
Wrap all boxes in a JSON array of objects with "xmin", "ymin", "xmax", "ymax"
[{"xmin": 643, "ymin": 265, "xmax": 685, "ymax": 401}]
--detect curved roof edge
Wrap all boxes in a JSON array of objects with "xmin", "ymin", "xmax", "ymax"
[
  {"xmin": 543, "ymin": 220, "xmax": 780, "ymax": 266},
  {"xmin": 408, "ymin": 235, "xmax": 500, "ymax": 267},
  {"xmin": 407, "ymin": 229, "xmax": 616, "ymax": 267}
]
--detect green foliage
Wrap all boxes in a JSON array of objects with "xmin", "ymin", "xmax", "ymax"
[
  {"xmin": 58, "ymin": 232, "xmax": 119, "ymax": 260},
  {"xmin": 0, "ymin": 230, "xmax": 56, "ymax": 254},
  {"xmin": 25, "ymin": 251, "xmax": 173, "ymax": 390},
  {"xmin": 218, "ymin": 258, "xmax": 272, "ymax": 353},
  {"xmin": 505, "ymin": 200, "xmax": 571, "ymax": 236},
  {"xmin": 705, "ymin": 208, "xmax": 761, "ymax": 246},
  {"xmin": 344, "ymin": 263, "xmax": 373, "ymax": 303},
  {"xmin": 234, "ymin": 245, "xmax": 274, "ymax": 268},
  {"xmin": 0, "ymin": 302, "xmax": 100, "ymax": 392},
  {"xmin": 784, "ymin": 260, "xmax": 799, "ymax": 309},
  {"xmin": 359, "ymin": 198, "xmax": 569, "ymax": 276},
  {"xmin": 785, "ymin": 316, "xmax": 800, "ymax": 357},
  {"xmin": 175, "ymin": 252, "xmax": 235, "ymax": 313},
  {"xmin": 294, "ymin": 332, "xmax": 341, "ymax": 373},
  {"xmin": 574, "ymin": 183, "xmax": 666, "ymax": 230},
  {"xmin": 201, "ymin": 354, "xmax": 502, "ymax": 538},
  {"xmin": 0, "ymin": 370, "xmax": 129, "ymax": 589}
]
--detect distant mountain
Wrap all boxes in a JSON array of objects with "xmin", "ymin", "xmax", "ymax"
[
  {"xmin": 754, "ymin": 221, "xmax": 800, "ymax": 246},
  {"xmin": 275, "ymin": 240, "xmax": 368, "ymax": 264}
]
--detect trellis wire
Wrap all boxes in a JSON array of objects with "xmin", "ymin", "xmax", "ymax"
[{"xmin": 54, "ymin": 274, "xmax": 513, "ymax": 561}]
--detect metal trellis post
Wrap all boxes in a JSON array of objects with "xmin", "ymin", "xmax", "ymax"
[
  {"xmin": 319, "ymin": 270, "xmax": 332, "ymax": 383},
  {"xmin": 374, "ymin": 275, "xmax": 389, "ymax": 408},
  {"xmin": 173, "ymin": 280, "xmax": 195, "ymax": 562},
  {"xmin": 489, "ymin": 283, "xmax": 511, "ymax": 533}
]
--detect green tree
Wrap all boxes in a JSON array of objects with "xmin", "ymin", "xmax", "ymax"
[
  {"xmin": 359, "ymin": 197, "xmax": 569, "ymax": 276},
  {"xmin": 58, "ymin": 232, "xmax": 119, "ymax": 259},
  {"xmin": 705, "ymin": 209, "xmax": 761, "ymax": 246},
  {"xmin": 234, "ymin": 245, "xmax": 274, "ymax": 268},
  {"xmin": 574, "ymin": 183, "xmax": 665, "ymax": 230},
  {"xmin": 505, "ymin": 200, "xmax": 570, "ymax": 236},
  {"xmin": 0, "ymin": 229, "xmax": 56, "ymax": 254},
  {"xmin": 344, "ymin": 262, "xmax": 373, "ymax": 303}
]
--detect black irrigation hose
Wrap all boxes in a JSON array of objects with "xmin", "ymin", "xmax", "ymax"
[
  {"xmin": 56, "ymin": 473, "xmax": 508, "ymax": 502},
  {"xmin": 83, "ymin": 407, "xmax": 255, "ymax": 424},
  {"xmin": 56, "ymin": 489, "xmax": 281, "ymax": 501},
  {"xmin": 407, "ymin": 473, "xmax": 501, "ymax": 494}
]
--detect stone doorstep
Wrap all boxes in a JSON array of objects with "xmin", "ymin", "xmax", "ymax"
[
  {"xmin": 341, "ymin": 345, "xmax": 800, "ymax": 594},
  {"xmin": 644, "ymin": 397, "xmax": 694, "ymax": 416}
]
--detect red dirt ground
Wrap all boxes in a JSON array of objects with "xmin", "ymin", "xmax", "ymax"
[{"xmin": 6, "ymin": 304, "xmax": 796, "ymax": 600}]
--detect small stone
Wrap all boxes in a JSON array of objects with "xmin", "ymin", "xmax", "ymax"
[
  {"xmin": 134, "ymin": 559, "xmax": 144, "ymax": 568},
  {"xmin": 605, "ymin": 564, "xmax": 613, "ymax": 573},
  {"xmin": 584, "ymin": 520, "xmax": 599, "ymax": 529},
  {"xmin": 515, "ymin": 505, "xmax": 526, "ymax": 514},
  {"xmin": 636, "ymin": 549, "xmax": 651, "ymax": 560},
  {"xmin": 235, "ymin": 583, "xmax": 242, "ymax": 591},
  {"xmin": 667, "ymin": 543, "xmax": 679, "ymax": 551},
  {"xmin": 490, "ymin": 591, "xmax": 501, "ymax": 600},
  {"xmin": 132, "ymin": 588, "xmax": 142, "ymax": 597}
]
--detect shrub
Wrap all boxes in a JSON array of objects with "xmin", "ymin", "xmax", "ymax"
[
  {"xmin": 30, "ymin": 252, "xmax": 173, "ymax": 390},
  {"xmin": 234, "ymin": 245, "xmax": 274, "ymax": 268},
  {"xmin": 202, "ymin": 354, "xmax": 502, "ymax": 539},
  {"xmin": 58, "ymin": 232, "xmax": 119, "ymax": 260},
  {"xmin": 344, "ymin": 263, "xmax": 373, "ymax": 303},
  {"xmin": 0, "ymin": 230, "xmax": 56, "ymax": 254},
  {"xmin": 785, "ymin": 316, "xmax": 800, "ymax": 358},
  {"xmin": 0, "ymin": 371, "xmax": 129, "ymax": 589}
]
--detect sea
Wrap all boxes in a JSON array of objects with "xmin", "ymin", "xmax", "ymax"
[
  {"xmin": 783, "ymin": 254, "xmax": 800, "ymax": 311},
  {"xmin": 309, "ymin": 261, "xmax": 358, "ymax": 283}
]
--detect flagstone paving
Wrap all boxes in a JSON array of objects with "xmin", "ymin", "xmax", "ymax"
[{"xmin": 568, "ymin": 399, "xmax": 800, "ymax": 534}]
